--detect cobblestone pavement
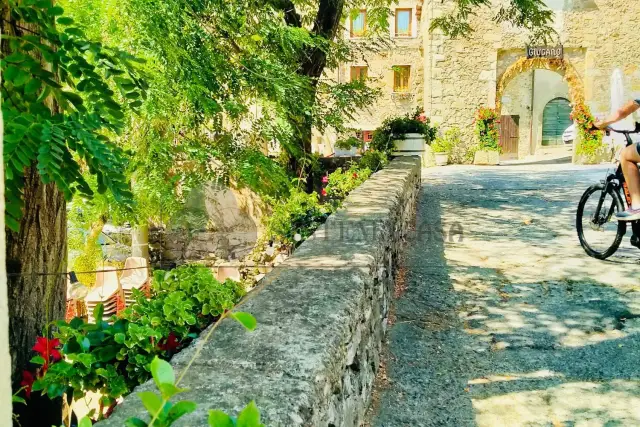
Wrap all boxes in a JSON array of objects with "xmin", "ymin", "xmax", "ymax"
[{"xmin": 371, "ymin": 163, "xmax": 640, "ymax": 427}]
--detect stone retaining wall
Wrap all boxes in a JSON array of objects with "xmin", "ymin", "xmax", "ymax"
[{"xmin": 99, "ymin": 157, "xmax": 421, "ymax": 427}]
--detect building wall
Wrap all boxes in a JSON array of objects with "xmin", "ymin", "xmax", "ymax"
[
  {"xmin": 423, "ymin": 0, "xmax": 640, "ymax": 159},
  {"xmin": 313, "ymin": 0, "xmax": 423, "ymax": 155}
]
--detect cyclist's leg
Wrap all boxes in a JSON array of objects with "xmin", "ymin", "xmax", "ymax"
[{"xmin": 617, "ymin": 143, "xmax": 640, "ymax": 220}]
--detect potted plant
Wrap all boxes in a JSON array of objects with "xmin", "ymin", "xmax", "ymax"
[
  {"xmin": 370, "ymin": 108, "xmax": 437, "ymax": 166},
  {"xmin": 473, "ymin": 106, "xmax": 501, "ymax": 165},
  {"xmin": 431, "ymin": 134, "xmax": 453, "ymax": 166}
]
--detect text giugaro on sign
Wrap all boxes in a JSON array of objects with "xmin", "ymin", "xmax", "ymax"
[{"xmin": 526, "ymin": 46, "xmax": 563, "ymax": 59}]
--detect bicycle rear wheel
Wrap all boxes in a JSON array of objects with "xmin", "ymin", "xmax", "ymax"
[{"xmin": 576, "ymin": 184, "xmax": 626, "ymax": 260}]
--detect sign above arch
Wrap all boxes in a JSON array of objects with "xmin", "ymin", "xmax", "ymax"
[{"xmin": 527, "ymin": 46, "xmax": 563, "ymax": 59}]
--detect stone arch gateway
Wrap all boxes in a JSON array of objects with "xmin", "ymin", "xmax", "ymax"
[{"xmin": 495, "ymin": 57, "xmax": 585, "ymax": 114}]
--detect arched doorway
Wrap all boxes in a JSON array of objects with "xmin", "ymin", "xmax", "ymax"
[
  {"xmin": 542, "ymin": 97, "xmax": 573, "ymax": 146},
  {"xmin": 495, "ymin": 57, "xmax": 585, "ymax": 158}
]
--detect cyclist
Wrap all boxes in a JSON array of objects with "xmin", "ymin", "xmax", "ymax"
[{"xmin": 595, "ymin": 100, "xmax": 640, "ymax": 220}]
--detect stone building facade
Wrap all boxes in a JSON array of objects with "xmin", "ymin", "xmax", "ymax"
[{"xmin": 318, "ymin": 0, "xmax": 640, "ymax": 160}]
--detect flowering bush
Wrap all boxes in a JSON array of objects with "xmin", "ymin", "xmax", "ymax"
[
  {"xmin": 21, "ymin": 266, "xmax": 245, "ymax": 421},
  {"xmin": 474, "ymin": 107, "xmax": 501, "ymax": 152},
  {"xmin": 371, "ymin": 107, "xmax": 438, "ymax": 154},
  {"xmin": 571, "ymin": 102, "xmax": 604, "ymax": 161},
  {"xmin": 324, "ymin": 164, "xmax": 372, "ymax": 204}
]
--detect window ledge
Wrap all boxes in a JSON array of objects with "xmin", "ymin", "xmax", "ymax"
[{"xmin": 391, "ymin": 92, "xmax": 415, "ymax": 101}]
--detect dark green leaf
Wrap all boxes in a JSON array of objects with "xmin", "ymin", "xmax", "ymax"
[
  {"xmin": 49, "ymin": 5, "xmax": 64, "ymax": 16},
  {"xmin": 56, "ymin": 17, "xmax": 74, "ymax": 25},
  {"xmin": 61, "ymin": 91, "xmax": 84, "ymax": 108},
  {"xmin": 167, "ymin": 401, "xmax": 197, "ymax": 424},
  {"xmin": 24, "ymin": 78, "xmax": 42, "ymax": 94},
  {"xmin": 4, "ymin": 65, "xmax": 20, "ymax": 82},
  {"xmin": 4, "ymin": 52, "xmax": 28, "ymax": 63}
]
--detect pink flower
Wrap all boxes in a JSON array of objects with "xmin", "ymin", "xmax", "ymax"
[
  {"xmin": 321, "ymin": 175, "xmax": 328, "ymax": 184},
  {"xmin": 416, "ymin": 113, "xmax": 427, "ymax": 123}
]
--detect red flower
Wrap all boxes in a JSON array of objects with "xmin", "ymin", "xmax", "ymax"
[
  {"xmin": 21, "ymin": 370, "xmax": 34, "ymax": 398},
  {"xmin": 158, "ymin": 332, "xmax": 180, "ymax": 352},
  {"xmin": 321, "ymin": 175, "xmax": 328, "ymax": 184},
  {"xmin": 33, "ymin": 337, "xmax": 62, "ymax": 364},
  {"xmin": 321, "ymin": 188, "xmax": 327, "ymax": 196},
  {"xmin": 352, "ymin": 173, "xmax": 358, "ymax": 178}
]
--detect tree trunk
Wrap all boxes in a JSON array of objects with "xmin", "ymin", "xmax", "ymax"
[
  {"xmin": 7, "ymin": 168, "xmax": 67, "ymax": 427},
  {"xmin": 2, "ymin": 5, "xmax": 67, "ymax": 426}
]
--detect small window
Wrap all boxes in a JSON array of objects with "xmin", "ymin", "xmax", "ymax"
[
  {"xmin": 350, "ymin": 10, "xmax": 366, "ymax": 37},
  {"xmin": 350, "ymin": 66, "xmax": 368, "ymax": 81},
  {"xmin": 395, "ymin": 9, "xmax": 412, "ymax": 37},
  {"xmin": 393, "ymin": 66, "xmax": 410, "ymax": 92},
  {"xmin": 363, "ymin": 131, "xmax": 373, "ymax": 142}
]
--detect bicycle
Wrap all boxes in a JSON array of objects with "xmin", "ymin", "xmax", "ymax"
[{"xmin": 576, "ymin": 122, "xmax": 640, "ymax": 259}]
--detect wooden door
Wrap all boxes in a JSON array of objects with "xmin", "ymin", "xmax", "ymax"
[{"xmin": 500, "ymin": 115, "xmax": 520, "ymax": 157}]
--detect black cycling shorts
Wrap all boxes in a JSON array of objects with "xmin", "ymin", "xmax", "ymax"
[{"xmin": 637, "ymin": 142, "xmax": 640, "ymax": 156}]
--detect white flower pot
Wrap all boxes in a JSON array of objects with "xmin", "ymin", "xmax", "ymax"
[
  {"xmin": 393, "ymin": 133, "xmax": 427, "ymax": 166},
  {"xmin": 473, "ymin": 150, "xmax": 500, "ymax": 165},
  {"xmin": 434, "ymin": 152, "xmax": 449, "ymax": 166}
]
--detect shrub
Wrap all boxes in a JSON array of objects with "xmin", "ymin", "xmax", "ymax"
[
  {"xmin": 263, "ymin": 189, "xmax": 330, "ymax": 246},
  {"xmin": 432, "ymin": 127, "xmax": 476, "ymax": 164},
  {"xmin": 474, "ymin": 107, "xmax": 500, "ymax": 152},
  {"xmin": 359, "ymin": 150, "xmax": 388, "ymax": 172},
  {"xmin": 371, "ymin": 107, "xmax": 437, "ymax": 155},
  {"xmin": 325, "ymin": 164, "xmax": 372, "ymax": 203},
  {"xmin": 30, "ymin": 265, "xmax": 245, "ymax": 419}
]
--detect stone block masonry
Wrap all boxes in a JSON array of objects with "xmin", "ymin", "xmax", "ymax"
[{"xmin": 98, "ymin": 157, "xmax": 421, "ymax": 427}]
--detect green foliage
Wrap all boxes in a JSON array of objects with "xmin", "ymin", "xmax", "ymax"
[
  {"xmin": 2, "ymin": 0, "xmax": 146, "ymax": 231},
  {"xmin": 125, "ymin": 357, "xmax": 263, "ymax": 427},
  {"xmin": 33, "ymin": 265, "xmax": 246, "ymax": 420},
  {"xmin": 431, "ymin": 127, "xmax": 476, "ymax": 164},
  {"xmin": 474, "ymin": 107, "xmax": 501, "ymax": 152},
  {"xmin": 358, "ymin": 150, "xmax": 388, "ymax": 172},
  {"xmin": 572, "ymin": 103, "xmax": 605, "ymax": 162},
  {"xmin": 325, "ymin": 164, "xmax": 372, "ymax": 202},
  {"xmin": 370, "ymin": 108, "xmax": 437, "ymax": 155},
  {"xmin": 263, "ymin": 189, "xmax": 330, "ymax": 246},
  {"xmin": 430, "ymin": 0, "xmax": 555, "ymax": 43}
]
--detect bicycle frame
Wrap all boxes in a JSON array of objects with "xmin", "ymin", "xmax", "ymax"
[{"xmin": 596, "ymin": 126, "xmax": 640, "ymax": 239}]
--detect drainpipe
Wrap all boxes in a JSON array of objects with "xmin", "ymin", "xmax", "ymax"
[{"xmin": 529, "ymin": 69, "xmax": 536, "ymax": 156}]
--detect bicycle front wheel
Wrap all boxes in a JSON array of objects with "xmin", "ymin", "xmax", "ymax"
[{"xmin": 576, "ymin": 184, "xmax": 626, "ymax": 260}]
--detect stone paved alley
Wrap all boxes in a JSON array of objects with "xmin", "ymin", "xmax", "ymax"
[{"xmin": 372, "ymin": 163, "xmax": 640, "ymax": 427}]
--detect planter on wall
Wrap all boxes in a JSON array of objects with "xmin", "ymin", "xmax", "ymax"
[
  {"xmin": 434, "ymin": 152, "xmax": 449, "ymax": 166},
  {"xmin": 473, "ymin": 150, "xmax": 500, "ymax": 165},
  {"xmin": 393, "ymin": 133, "xmax": 428, "ymax": 166}
]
